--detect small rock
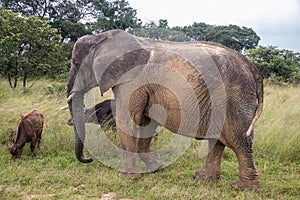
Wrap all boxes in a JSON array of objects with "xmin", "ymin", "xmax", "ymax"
[
  {"xmin": 74, "ymin": 184, "xmax": 86, "ymax": 190},
  {"xmin": 99, "ymin": 192, "xmax": 115, "ymax": 200}
]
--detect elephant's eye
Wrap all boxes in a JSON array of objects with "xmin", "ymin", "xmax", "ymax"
[{"xmin": 72, "ymin": 62, "xmax": 80, "ymax": 69}]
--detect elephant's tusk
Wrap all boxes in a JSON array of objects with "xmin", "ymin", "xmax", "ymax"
[
  {"xmin": 67, "ymin": 93, "xmax": 74, "ymax": 103},
  {"xmin": 60, "ymin": 105, "xmax": 69, "ymax": 110},
  {"xmin": 7, "ymin": 142, "xmax": 13, "ymax": 149}
]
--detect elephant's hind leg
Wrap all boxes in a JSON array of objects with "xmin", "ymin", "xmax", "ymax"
[
  {"xmin": 231, "ymin": 135, "xmax": 260, "ymax": 191},
  {"xmin": 117, "ymin": 127, "xmax": 141, "ymax": 179},
  {"xmin": 117, "ymin": 126, "xmax": 163, "ymax": 177},
  {"xmin": 194, "ymin": 139, "xmax": 225, "ymax": 182},
  {"xmin": 138, "ymin": 137, "xmax": 164, "ymax": 173},
  {"xmin": 133, "ymin": 113, "xmax": 164, "ymax": 173}
]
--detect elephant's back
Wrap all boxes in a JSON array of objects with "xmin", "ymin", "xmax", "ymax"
[
  {"xmin": 129, "ymin": 37, "xmax": 261, "ymax": 138},
  {"xmin": 142, "ymin": 37, "xmax": 259, "ymax": 86}
]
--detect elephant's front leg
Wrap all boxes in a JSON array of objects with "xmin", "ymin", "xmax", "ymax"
[
  {"xmin": 117, "ymin": 127, "xmax": 141, "ymax": 179},
  {"xmin": 194, "ymin": 139, "xmax": 225, "ymax": 182}
]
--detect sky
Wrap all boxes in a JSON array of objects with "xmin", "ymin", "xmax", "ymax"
[{"xmin": 127, "ymin": 0, "xmax": 300, "ymax": 52}]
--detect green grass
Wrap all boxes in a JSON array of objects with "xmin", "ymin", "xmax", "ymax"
[{"xmin": 0, "ymin": 79, "xmax": 299, "ymax": 199}]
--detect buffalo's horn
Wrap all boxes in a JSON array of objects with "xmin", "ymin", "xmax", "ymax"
[{"xmin": 60, "ymin": 105, "xmax": 69, "ymax": 110}]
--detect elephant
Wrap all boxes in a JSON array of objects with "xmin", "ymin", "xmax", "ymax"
[{"xmin": 66, "ymin": 29, "xmax": 263, "ymax": 190}]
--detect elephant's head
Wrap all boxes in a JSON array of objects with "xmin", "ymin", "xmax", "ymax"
[{"xmin": 66, "ymin": 30, "xmax": 151, "ymax": 163}]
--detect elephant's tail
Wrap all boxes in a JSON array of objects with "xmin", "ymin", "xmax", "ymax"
[{"xmin": 246, "ymin": 73, "xmax": 264, "ymax": 137}]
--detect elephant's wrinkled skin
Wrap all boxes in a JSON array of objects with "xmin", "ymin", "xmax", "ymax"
[{"xmin": 66, "ymin": 30, "xmax": 263, "ymax": 190}]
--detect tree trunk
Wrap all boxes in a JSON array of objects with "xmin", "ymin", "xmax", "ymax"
[
  {"xmin": 23, "ymin": 69, "xmax": 27, "ymax": 89},
  {"xmin": 13, "ymin": 75, "xmax": 17, "ymax": 89},
  {"xmin": 8, "ymin": 74, "xmax": 13, "ymax": 89},
  {"xmin": 7, "ymin": 73, "xmax": 18, "ymax": 89}
]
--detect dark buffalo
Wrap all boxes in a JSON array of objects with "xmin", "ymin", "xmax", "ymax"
[
  {"xmin": 67, "ymin": 99, "xmax": 116, "ymax": 127},
  {"xmin": 9, "ymin": 110, "xmax": 44, "ymax": 160}
]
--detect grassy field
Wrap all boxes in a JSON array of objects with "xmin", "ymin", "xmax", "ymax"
[{"xmin": 0, "ymin": 79, "xmax": 299, "ymax": 199}]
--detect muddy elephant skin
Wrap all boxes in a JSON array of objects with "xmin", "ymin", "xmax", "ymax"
[{"xmin": 66, "ymin": 30, "xmax": 263, "ymax": 190}]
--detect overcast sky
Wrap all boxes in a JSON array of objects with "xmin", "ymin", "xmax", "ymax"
[{"xmin": 128, "ymin": 0, "xmax": 300, "ymax": 52}]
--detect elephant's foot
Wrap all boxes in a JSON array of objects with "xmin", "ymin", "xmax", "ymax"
[
  {"xmin": 118, "ymin": 171, "xmax": 141, "ymax": 179},
  {"xmin": 139, "ymin": 153, "xmax": 164, "ymax": 173},
  {"xmin": 232, "ymin": 178, "xmax": 260, "ymax": 191},
  {"xmin": 193, "ymin": 167, "xmax": 220, "ymax": 182},
  {"xmin": 146, "ymin": 159, "xmax": 164, "ymax": 173}
]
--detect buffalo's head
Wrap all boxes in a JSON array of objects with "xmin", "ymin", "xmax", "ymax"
[{"xmin": 8, "ymin": 144, "xmax": 23, "ymax": 160}]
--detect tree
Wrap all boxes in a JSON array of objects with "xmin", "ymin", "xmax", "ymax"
[
  {"xmin": 0, "ymin": 0, "xmax": 141, "ymax": 41},
  {"xmin": 0, "ymin": 0, "xmax": 52, "ymax": 18},
  {"xmin": 175, "ymin": 23, "xmax": 260, "ymax": 51},
  {"xmin": 173, "ymin": 22, "xmax": 209, "ymax": 41},
  {"xmin": 50, "ymin": 19, "xmax": 91, "ymax": 43},
  {"xmin": 91, "ymin": 0, "xmax": 141, "ymax": 33},
  {"xmin": 246, "ymin": 46, "xmax": 300, "ymax": 83},
  {"xmin": 214, "ymin": 25, "xmax": 260, "ymax": 52},
  {"xmin": 158, "ymin": 19, "xmax": 168, "ymax": 28},
  {"xmin": 130, "ymin": 20, "xmax": 191, "ymax": 42},
  {"xmin": 0, "ymin": 0, "xmax": 97, "ymax": 42},
  {"xmin": 47, "ymin": 0, "xmax": 99, "ymax": 42},
  {"xmin": 0, "ymin": 10, "xmax": 65, "ymax": 88}
]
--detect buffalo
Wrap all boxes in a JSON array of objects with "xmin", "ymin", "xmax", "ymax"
[{"xmin": 8, "ymin": 110, "xmax": 44, "ymax": 160}]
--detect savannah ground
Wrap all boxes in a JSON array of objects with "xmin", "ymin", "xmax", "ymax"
[{"xmin": 0, "ymin": 79, "xmax": 299, "ymax": 199}]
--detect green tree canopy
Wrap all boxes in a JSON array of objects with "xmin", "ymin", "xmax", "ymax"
[
  {"xmin": 0, "ymin": 0, "xmax": 98, "ymax": 42},
  {"xmin": 246, "ymin": 46, "xmax": 300, "ymax": 84},
  {"xmin": 90, "ymin": 0, "xmax": 141, "ymax": 33},
  {"xmin": 158, "ymin": 19, "xmax": 169, "ymax": 28},
  {"xmin": 130, "ymin": 20, "xmax": 191, "ymax": 42},
  {"xmin": 0, "ymin": 0, "xmax": 141, "ymax": 42},
  {"xmin": 0, "ymin": 10, "xmax": 66, "ymax": 88},
  {"xmin": 174, "ymin": 23, "xmax": 260, "ymax": 51},
  {"xmin": 131, "ymin": 20, "xmax": 260, "ymax": 50}
]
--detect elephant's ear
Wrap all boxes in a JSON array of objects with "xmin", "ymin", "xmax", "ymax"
[
  {"xmin": 72, "ymin": 30, "xmax": 124, "ymax": 70},
  {"xmin": 68, "ymin": 30, "xmax": 125, "ymax": 95},
  {"xmin": 93, "ymin": 32, "xmax": 151, "ymax": 95}
]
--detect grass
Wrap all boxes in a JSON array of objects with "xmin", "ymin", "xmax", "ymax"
[
  {"xmin": 0, "ymin": 78, "xmax": 299, "ymax": 199},
  {"xmin": 254, "ymin": 85, "xmax": 300, "ymax": 162}
]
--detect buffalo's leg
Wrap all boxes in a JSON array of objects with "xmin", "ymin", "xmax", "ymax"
[
  {"xmin": 231, "ymin": 135, "xmax": 260, "ymax": 190},
  {"xmin": 194, "ymin": 139, "xmax": 225, "ymax": 182},
  {"xmin": 37, "ymin": 133, "xmax": 42, "ymax": 148},
  {"xmin": 37, "ymin": 138, "xmax": 41, "ymax": 148},
  {"xmin": 30, "ymin": 137, "xmax": 37, "ymax": 157}
]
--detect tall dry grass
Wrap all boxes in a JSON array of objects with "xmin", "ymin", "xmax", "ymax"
[{"xmin": 254, "ymin": 85, "xmax": 300, "ymax": 162}]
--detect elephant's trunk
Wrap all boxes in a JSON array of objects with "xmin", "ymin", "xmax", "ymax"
[{"xmin": 68, "ymin": 92, "xmax": 93, "ymax": 163}]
